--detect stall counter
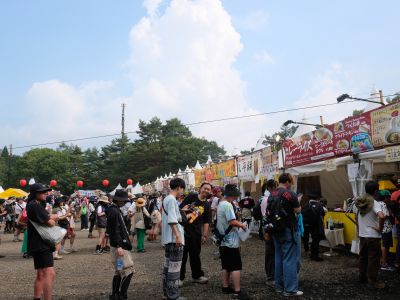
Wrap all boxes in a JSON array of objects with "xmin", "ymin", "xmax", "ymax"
[{"xmin": 323, "ymin": 211, "xmax": 397, "ymax": 253}]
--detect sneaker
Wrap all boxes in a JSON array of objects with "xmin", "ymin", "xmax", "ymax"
[
  {"xmin": 54, "ymin": 254, "xmax": 63, "ymax": 260},
  {"xmin": 311, "ymin": 257, "xmax": 324, "ymax": 262},
  {"xmin": 192, "ymin": 276, "xmax": 208, "ymax": 284},
  {"xmin": 381, "ymin": 264, "xmax": 396, "ymax": 271},
  {"xmin": 231, "ymin": 291, "xmax": 250, "ymax": 300},
  {"xmin": 69, "ymin": 248, "xmax": 78, "ymax": 253},
  {"xmin": 178, "ymin": 280, "xmax": 184, "ymax": 288},
  {"xmin": 59, "ymin": 249, "xmax": 70, "ymax": 255},
  {"xmin": 368, "ymin": 281, "xmax": 385, "ymax": 289},
  {"xmin": 222, "ymin": 287, "xmax": 234, "ymax": 294},
  {"xmin": 283, "ymin": 291, "xmax": 304, "ymax": 297},
  {"xmin": 88, "ymin": 233, "xmax": 93, "ymax": 238},
  {"xmin": 95, "ymin": 248, "xmax": 103, "ymax": 255}
]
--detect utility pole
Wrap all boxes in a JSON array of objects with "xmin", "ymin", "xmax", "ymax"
[
  {"xmin": 121, "ymin": 103, "xmax": 126, "ymax": 138},
  {"xmin": 379, "ymin": 90, "xmax": 384, "ymax": 105},
  {"xmin": 7, "ymin": 144, "xmax": 12, "ymax": 187}
]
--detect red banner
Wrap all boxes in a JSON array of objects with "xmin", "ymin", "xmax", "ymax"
[{"xmin": 284, "ymin": 112, "xmax": 373, "ymax": 168}]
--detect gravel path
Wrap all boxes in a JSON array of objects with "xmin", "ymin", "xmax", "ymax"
[{"xmin": 0, "ymin": 229, "xmax": 399, "ymax": 299}]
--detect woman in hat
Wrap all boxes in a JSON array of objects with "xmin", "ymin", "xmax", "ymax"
[
  {"xmin": 132, "ymin": 198, "xmax": 150, "ymax": 252},
  {"xmin": 95, "ymin": 195, "xmax": 110, "ymax": 255},
  {"xmin": 52, "ymin": 197, "xmax": 71, "ymax": 259}
]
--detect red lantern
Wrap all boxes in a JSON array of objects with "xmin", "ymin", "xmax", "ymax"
[
  {"xmin": 127, "ymin": 178, "xmax": 133, "ymax": 185},
  {"xmin": 102, "ymin": 179, "xmax": 109, "ymax": 187},
  {"xmin": 19, "ymin": 179, "xmax": 27, "ymax": 187},
  {"xmin": 50, "ymin": 179, "xmax": 57, "ymax": 187},
  {"xmin": 77, "ymin": 180, "xmax": 84, "ymax": 188}
]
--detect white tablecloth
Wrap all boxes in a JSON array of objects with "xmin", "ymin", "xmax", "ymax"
[{"xmin": 324, "ymin": 228, "xmax": 345, "ymax": 247}]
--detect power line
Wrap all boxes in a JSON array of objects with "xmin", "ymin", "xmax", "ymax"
[{"xmin": 11, "ymin": 96, "xmax": 397, "ymax": 150}]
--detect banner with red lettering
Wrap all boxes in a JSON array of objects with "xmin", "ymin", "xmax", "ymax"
[{"xmin": 284, "ymin": 112, "xmax": 373, "ymax": 168}]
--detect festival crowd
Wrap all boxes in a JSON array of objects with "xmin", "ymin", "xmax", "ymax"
[{"xmin": 1, "ymin": 172, "xmax": 400, "ymax": 300}]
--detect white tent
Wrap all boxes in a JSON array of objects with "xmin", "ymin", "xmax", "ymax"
[
  {"xmin": 254, "ymin": 135, "xmax": 265, "ymax": 151},
  {"xmin": 0, "ymin": 186, "xmax": 4, "ymax": 193},
  {"xmin": 194, "ymin": 160, "xmax": 202, "ymax": 170},
  {"xmin": 110, "ymin": 183, "xmax": 124, "ymax": 196},
  {"xmin": 29, "ymin": 178, "xmax": 36, "ymax": 185},
  {"xmin": 131, "ymin": 182, "xmax": 144, "ymax": 194}
]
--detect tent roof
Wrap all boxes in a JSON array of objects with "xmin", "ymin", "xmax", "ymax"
[
  {"xmin": 131, "ymin": 182, "xmax": 143, "ymax": 194},
  {"xmin": 109, "ymin": 183, "xmax": 124, "ymax": 196},
  {"xmin": 0, "ymin": 188, "xmax": 28, "ymax": 199}
]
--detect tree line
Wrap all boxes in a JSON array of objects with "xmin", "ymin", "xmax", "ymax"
[{"xmin": 0, "ymin": 117, "xmax": 225, "ymax": 195}]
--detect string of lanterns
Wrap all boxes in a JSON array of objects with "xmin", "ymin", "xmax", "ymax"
[{"xmin": 18, "ymin": 178, "xmax": 135, "ymax": 188}]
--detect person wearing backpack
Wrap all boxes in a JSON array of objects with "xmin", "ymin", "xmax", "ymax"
[
  {"xmin": 216, "ymin": 184, "xmax": 248, "ymax": 299},
  {"xmin": 301, "ymin": 193, "xmax": 325, "ymax": 261},
  {"xmin": 267, "ymin": 173, "xmax": 303, "ymax": 297},
  {"xmin": 261, "ymin": 179, "xmax": 278, "ymax": 283}
]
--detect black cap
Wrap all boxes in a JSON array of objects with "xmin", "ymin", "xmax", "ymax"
[
  {"xmin": 224, "ymin": 184, "xmax": 240, "ymax": 197},
  {"xmin": 29, "ymin": 183, "xmax": 51, "ymax": 194},
  {"xmin": 113, "ymin": 189, "xmax": 129, "ymax": 202},
  {"xmin": 29, "ymin": 183, "xmax": 52, "ymax": 194}
]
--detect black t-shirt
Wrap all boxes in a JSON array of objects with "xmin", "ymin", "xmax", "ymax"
[
  {"xmin": 239, "ymin": 197, "xmax": 255, "ymax": 209},
  {"xmin": 180, "ymin": 193, "xmax": 211, "ymax": 237},
  {"xmin": 27, "ymin": 200, "xmax": 53, "ymax": 254},
  {"xmin": 267, "ymin": 187, "xmax": 300, "ymax": 229}
]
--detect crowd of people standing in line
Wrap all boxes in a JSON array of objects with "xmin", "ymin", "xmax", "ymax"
[{"xmin": 2, "ymin": 172, "xmax": 400, "ymax": 299}]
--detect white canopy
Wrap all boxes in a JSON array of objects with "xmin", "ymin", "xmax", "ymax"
[
  {"xmin": 0, "ymin": 186, "xmax": 4, "ymax": 193},
  {"xmin": 194, "ymin": 160, "xmax": 202, "ymax": 170},
  {"xmin": 131, "ymin": 182, "xmax": 143, "ymax": 194},
  {"xmin": 110, "ymin": 183, "xmax": 124, "ymax": 196},
  {"xmin": 29, "ymin": 178, "xmax": 36, "ymax": 185}
]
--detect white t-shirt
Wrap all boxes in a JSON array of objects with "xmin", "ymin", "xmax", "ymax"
[
  {"xmin": 211, "ymin": 197, "xmax": 219, "ymax": 210},
  {"xmin": 355, "ymin": 200, "xmax": 383, "ymax": 238},
  {"xmin": 14, "ymin": 201, "xmax": 26, "ymax": 215},
  {"xmin": 261, "ymin": 191, "xmax": 270, "ymax": 217}
]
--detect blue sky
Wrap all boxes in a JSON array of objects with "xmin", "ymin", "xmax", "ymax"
[{"xmin": 1, "ymin": 0, "xmax": 399, "ymax": 154}]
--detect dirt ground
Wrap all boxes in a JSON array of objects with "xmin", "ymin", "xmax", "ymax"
[{"xmin": 0, "ymin": 228, "xmax": 399, "ymax": 300}]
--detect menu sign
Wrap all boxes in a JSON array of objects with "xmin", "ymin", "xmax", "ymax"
[
  {"xmin": 237, "ymin": 155, "xmax": 255, "ymax": 181},
  {"xmin": 333, "ymin": 113, "xmax": 373, "ymax": 155},
  {"xmin": 259, "ymin": 147, "xmax": 279, "ymax": 178},
  {"xmin": 284, "ymin": 113, "xmax": 374, "ymax": 168},
  {"xmin": 371, "ymin": 102, "xmax": 400, "ymax": 148},
  {"xmin": 385, "ymin": 145, "xmax": 400, "ymax": 162}
]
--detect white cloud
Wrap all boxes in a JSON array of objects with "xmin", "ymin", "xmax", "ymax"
[
  {"xmin": 293, "ymin": 63, "xmax": 369, "ymax": 127},
  {"xmin": 127, "ymin": 0, "xmax": 267, "ymax": 151},
  {"xmin": 3, "ymin": 0, "xmax": 272, "ymax": 155},
  {"xmin": 254, "ymin": 51, "xmax": 274, "ymax": 64},
  {"xmin": 143, "ymin": 0, "xmax": 163, "ymax": 17}
]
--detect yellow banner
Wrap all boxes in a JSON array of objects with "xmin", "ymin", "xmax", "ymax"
[{"xmin": 194, "ymin": 159, "xmax": 236, "ymax": 187}]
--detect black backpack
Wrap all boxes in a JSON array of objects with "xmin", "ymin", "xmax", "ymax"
[
  {"xmin": 266, "ymin": 189, "xmax": 290, "ymax": 233},
  {"xmin": 301, "ymin": 201, "xmax": 320, "ymax": 226}
]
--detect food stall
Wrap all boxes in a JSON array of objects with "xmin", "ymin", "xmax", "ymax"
[{"xmin": 283, "ymin": 102, "xmax": 400, "ymax": 254}]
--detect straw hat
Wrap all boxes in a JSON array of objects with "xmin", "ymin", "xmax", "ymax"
[
  {"xmin": 98, "ymin": 195, "xmax": 110, "ymax": 203},
  {"xmin": 136, "ymin": 198, "xmax": 146, "ymax": 208}
]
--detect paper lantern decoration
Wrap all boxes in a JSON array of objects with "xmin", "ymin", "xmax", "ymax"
[
  {"xmin": 77, "ymin": 180, "xmax": 84, "ymax": 188},
  {"xmin": 50, "ymin": 180, "xmax": 57, "ymax": 187},
  {"xmin": 127, "ymin": 179, "xmax": 133, "ymax": 185},
  {"xmin": 102, "ymin": 179, "xmax": 109, "ymax": 187},
  {"xmin": 19, "ymin": 179, "xmax": 27, "ymax": 187}
]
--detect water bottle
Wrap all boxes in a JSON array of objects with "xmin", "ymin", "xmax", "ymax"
[
  {"xmin": 117, "ymin": 258, "xmax": 123, "ymax": 271},
  {"xmin": 328, "ymin": 216, "xmax": 334, "ymax": 230}
]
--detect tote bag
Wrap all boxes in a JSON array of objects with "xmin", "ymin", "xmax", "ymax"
[{"xmin": 29, "ymin": 220, "xmax": 66, "ymax": 246}]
